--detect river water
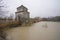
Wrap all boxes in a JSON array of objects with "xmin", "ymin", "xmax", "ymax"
[{"xmin": 6, "ymin": 21, "xmax": 60, "ymax": 40}]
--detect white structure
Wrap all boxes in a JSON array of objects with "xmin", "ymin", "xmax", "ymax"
[{"xmin": 15, "ymin": 5, "xmax": 30, "ymax": 21}]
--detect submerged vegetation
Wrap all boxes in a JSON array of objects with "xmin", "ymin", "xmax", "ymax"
[{"xmin": 42, "ymin": 23, "xmax": 48, "ymax": 28}]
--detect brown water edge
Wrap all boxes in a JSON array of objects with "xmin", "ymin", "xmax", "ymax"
[
  {"xmin": 0, "ymin": 28, "xmax": 7, "ymax": 40},
  {"xmin": 0, "ymin": 21, "xmax": 35, "ymax": 40},
  {"xmin": 6, "ymin": 21, "xmax": 60, "ymax": 40}
]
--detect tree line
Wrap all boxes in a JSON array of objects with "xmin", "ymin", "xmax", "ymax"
[{"xmin": 41, "ymin": 16, "xmax": 60, "ymax": 22}]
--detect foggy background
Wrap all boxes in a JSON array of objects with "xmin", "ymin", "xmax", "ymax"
[{"xmin": 2, "ymin": 0, "xmax": 60, "ymax": 18}]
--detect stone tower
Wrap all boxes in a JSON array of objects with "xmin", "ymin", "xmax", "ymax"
[{"xmin": 15, "ymin": 5, "xmax": 30, "ymax": 21}]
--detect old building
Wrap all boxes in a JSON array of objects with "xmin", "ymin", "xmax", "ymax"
[{"xmin": 15, "ymin": 5, "xmax": 30, "ymax": 21}]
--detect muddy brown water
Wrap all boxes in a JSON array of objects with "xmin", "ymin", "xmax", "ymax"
[{"xmin": 6, "ymin": 21, "xmax": 60, "ymax": 40}]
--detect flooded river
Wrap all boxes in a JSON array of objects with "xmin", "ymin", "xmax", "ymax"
[{"xmin": 6, "ymin": 21, "xmax": 60, "ymax": 40}]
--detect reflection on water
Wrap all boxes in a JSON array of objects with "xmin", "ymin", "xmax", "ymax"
[
  {"xmin": 6, "ymin": 22, "xmax": 60, "ymax": 40},
  {"xmin": 42, "ymin": 23, "xmax": 48, "ymax": 28}
]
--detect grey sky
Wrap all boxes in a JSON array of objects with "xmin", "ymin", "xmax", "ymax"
[{"xmin": 4, "ymin": 0, "xmax": 60, "ymax": 18}]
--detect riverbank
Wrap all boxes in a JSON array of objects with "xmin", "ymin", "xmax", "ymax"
[
  {"xmin": 0, "ymin": 21, "xmax": 60, "ymax": 40},
  {"xmin": 0, "ymin": 20, "xmax": 37, "ymax": 40}
]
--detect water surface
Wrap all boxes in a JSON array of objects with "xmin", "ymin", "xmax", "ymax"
[{"xmin": 6, "ymin": 21, "xmax": 60, "ymax": 40}]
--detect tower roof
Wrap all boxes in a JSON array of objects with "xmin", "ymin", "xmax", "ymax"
[{"xmin": 17, "ymin": 5, "xmax": 27, "ymax": 10}]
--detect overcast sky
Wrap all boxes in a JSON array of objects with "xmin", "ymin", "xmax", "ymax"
[{"xmin": 4, "ymin": 0, "xmax": 60, "ymax": 18}]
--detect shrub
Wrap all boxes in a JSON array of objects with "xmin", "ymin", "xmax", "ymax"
[
  {"xmin": 0, "ymin": 21, "xmax": 19, "ymax": 28},
  {"xmin": 9, "ymin": 21, "xmax": 19, "ymax": 28}
]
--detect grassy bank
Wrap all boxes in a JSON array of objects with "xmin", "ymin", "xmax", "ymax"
[{"xmin": 0, "ymin": 18, "xmax": 40, "ymax": 40}]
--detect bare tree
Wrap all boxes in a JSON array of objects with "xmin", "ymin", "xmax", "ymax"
[{"xmin": 0, "ymin": 0, "xmax": 8, "ymax": 18}]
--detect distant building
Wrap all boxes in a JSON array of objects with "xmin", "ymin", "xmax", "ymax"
[{"xmin": 15, "ymin": 5, "xmax": 30, "ymax": 21}]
